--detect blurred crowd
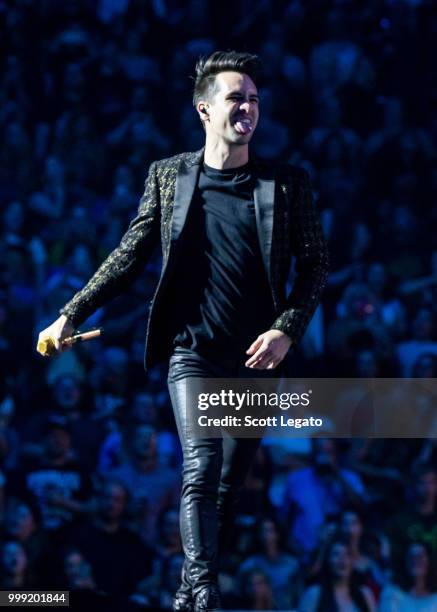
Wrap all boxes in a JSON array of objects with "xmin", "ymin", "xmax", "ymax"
[{"xmin": 0, "ymin": 0, "xmax": 436, "ymax": 610}]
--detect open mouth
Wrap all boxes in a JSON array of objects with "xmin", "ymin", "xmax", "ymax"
[{"xmin": 233, "ymin": 117, "xmax": 253, "ymax": 135}]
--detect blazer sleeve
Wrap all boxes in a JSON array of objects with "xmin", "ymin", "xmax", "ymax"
[
  {"xmin": 59, "ymin": 161, "xmax": 161, "ymax": 327},
  {"xmin": 270, "ymin": 168, "xmax": 329, "ymax": 345}
]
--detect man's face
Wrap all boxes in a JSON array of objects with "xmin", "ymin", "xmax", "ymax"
[{"xmin": 199, "ymin": 71, "xmax": 259, "ymax": 145}]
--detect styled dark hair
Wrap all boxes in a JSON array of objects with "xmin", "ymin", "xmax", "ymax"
[{"xmin": 192, "ymin": 50, "xmax": 260, "ymax": 107}]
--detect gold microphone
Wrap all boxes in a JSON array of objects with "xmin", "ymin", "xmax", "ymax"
[{"xmin": 37, "ymin": 328, "xmax": 103, "ymax": 357}]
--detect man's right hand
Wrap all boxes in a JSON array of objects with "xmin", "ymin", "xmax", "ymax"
[{"xmin": 37, "ymin": 315, "xmax": 75, "ymax": 355}]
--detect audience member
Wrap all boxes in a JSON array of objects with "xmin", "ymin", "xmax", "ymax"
[
  {"xmin": 298, "ymin": 537, "xmax": 376, "ymax": 611},
  {"xmin": 379, "ymin": 542, "xmax": 437, "ymax": 612},
  {"xmin": 282, "ymin": 438, "xmax": 367, "ymax": 555}
]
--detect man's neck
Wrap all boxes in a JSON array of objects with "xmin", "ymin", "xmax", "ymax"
[{"xmin": 203, "ymin": 138, "xmax": 249, "ymax": 169}]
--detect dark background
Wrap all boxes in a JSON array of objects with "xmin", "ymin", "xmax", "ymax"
[{"xmin": 0, "ymin": 1, "xmax": 436, "ymax": 610}]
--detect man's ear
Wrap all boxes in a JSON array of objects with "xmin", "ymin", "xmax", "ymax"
[{"xmin": 197, "ymin": 102, "xmax": 209, "ymax": 123}]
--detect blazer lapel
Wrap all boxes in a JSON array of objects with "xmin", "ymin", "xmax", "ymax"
[
  {"xmin": 253, "ymin": 164, "xmax": 276, "ymax": 286},
  {"xmin": 170, "ymin": 149, "xmax": 203, "ymax": 244},
  {"xmin": 170, "ymin": 151, "xmax": 276, "ymax": 289}
]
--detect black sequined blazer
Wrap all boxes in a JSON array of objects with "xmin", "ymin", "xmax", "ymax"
[{"xmin": 60, "ymin": 148, "xmax": 329, "ymax": 370}]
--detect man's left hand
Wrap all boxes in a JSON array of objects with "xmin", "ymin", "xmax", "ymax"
[{"xmin": 245, "ymin": 330, "xmax": 293, "ymax": 369}]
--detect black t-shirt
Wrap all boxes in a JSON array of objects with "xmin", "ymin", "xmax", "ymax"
[
  {"xmin": 7, "ymin": 459, "xmax": 93, "ymax": 531},
  {"xmin": 173, "ymin": 161, "xmax": 274, "ymax": 358}
]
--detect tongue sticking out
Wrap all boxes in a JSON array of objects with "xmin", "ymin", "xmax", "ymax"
[{"xmin": 234, "ymin": 121, "xmax": 252, "ymax": 135}]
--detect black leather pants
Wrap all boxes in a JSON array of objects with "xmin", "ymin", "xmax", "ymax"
[{"xmin": 167, "ymin": 347, "xmax": 279, "ymax": 598}]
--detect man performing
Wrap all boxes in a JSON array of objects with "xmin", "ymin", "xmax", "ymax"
[{"xmin": 37, "ymin": 51, "xmax": 329, "ymax": 612}]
